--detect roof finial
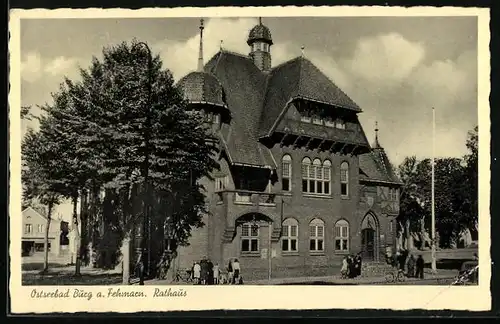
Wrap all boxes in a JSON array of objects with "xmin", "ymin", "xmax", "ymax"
[
  {"xmin": 197, "ymin": 18, "xmax": 205, "ymax": 72},
  {"xmin": 374, "ymin": 121, "xmax": 381, "ymax": 148},
  {"xmin": 301, "ymin": 46, "xmax": 305, "ymax": 57},
  {"xmin": 220, "ymin": 39, "xmax": 224, "ymax": 51},
  {"xmin": 259, "ymin": 17, "xmax": 263, "ymax": 25}
]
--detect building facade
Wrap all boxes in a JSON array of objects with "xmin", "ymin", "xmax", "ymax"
[
  {"xmin": 175, "ymin": 19, "xmax": 402, "ymax": 279},
  {"xmin": 21, "ymin": 207, "xmax": 62, "ymax": 256}
]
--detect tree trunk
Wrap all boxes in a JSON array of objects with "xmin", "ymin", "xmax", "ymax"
[
  {"xmin": 403, "ymin": 219, "xmax": 410, "ymax": 250},
  {"xmin": 42, "ymin": 201, "xmax": 54, "ymax": 274},
  {"xmin": 79, "ymin": 189, "xmax": 89, "ymax": 267},
  {"xmin": 121, "ymin": 231, "xmax": 131, "ymax": 285},
  {"xmin": 73, "ymin": 194, "xmax": 82, "ymax": 276}
]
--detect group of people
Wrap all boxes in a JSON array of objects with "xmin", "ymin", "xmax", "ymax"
[
  {"xmin": 340, "ymin": 253, "xmax": 363, "ymax": 279},
  {"xmin": 387, "ymin": 249, "xmax": 425, "ymax": 279},
  {"xmin": 191, "ymin": 257, "xmax": 243, "ymax": 285}
]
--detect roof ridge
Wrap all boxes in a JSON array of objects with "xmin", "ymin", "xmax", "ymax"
[
  {"xmin": 220, "ymin": 49, "xmax": 251, "ymax": 60},
  {"xmin": 270, "ymin": 56, "xmax": 301, "ymax": 72},
  {"xmin": 301, "ymin": 57, "xmax": 362, "ymax": 112}
]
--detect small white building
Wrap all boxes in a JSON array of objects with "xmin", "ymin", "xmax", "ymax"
[{"xmin": 21, "ymin": 207, "xmax": 61, "ymax": 256}]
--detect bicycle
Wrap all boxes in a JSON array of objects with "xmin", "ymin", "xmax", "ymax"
[
  {"xmin": 174, "ymin": 269, "xmax": 193, "ymax": 283},
  {"xmin": 385, "ymin": 269, "xmax": 407, "ymax": 283}
]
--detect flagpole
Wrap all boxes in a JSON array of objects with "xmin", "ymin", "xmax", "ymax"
[{"xmin": 431, "ymin": 107, "xmax": 437, "ymax": 273}]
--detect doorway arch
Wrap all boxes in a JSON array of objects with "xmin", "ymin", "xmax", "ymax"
[{"xmin": 360, "ymin": 213, "xmax": 379, "ymax": 261}]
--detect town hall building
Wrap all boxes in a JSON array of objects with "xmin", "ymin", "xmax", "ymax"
[{"xmin": 175, "ymin": 19, "xmax": 402, "ymax": 279}]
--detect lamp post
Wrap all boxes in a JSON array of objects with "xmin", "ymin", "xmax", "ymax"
[{"xmin": 133, "ymin": 41, "xmax": 153, "ymax": 285}]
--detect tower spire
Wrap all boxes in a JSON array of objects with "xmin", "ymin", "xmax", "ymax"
[
  {"xmin": 259, "ymin": 17, "xmax": 262, "ymax": 25},
  {"xmin": 197, "ymin": 18, "xmax": 205, "ymax": 72},
  {"xmin": 373, "ymin": 121, "xmax": 381, "ymax": 148}
]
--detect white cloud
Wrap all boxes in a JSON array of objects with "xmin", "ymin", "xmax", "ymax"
[
  {"xmin": 44, "ymin": 56, "xmax": 79, "ymax": 78},
  {"xmin": 21, "ymin": 52, "xmax": 80, "ymax": 82},
  {"xmin": 21, "ymin": 52, "xmax": 42, "ymax": 82},
  {"xmin": 346, "ymin": 32, "xmax": 426, "ymax": 85}
]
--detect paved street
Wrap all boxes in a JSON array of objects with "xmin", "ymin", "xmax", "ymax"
[{"xmin": 144, "ymin": 268, "xmax": 460, "ymax": 286}]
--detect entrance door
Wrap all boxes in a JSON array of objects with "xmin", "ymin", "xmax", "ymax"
[{"xmin": 361, "ymin": 228, "xmax": 375, "ymax": 261}]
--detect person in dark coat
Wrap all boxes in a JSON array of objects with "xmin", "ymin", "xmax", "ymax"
[
  {"xmin": 207, "ymin": 259, "xmax": 214, "ymax": 285},
  {"xmin": 407, "ymin": 254, "xmax": 416, "ymax": 278},
  {"xmin": 347, "ymin": 255, "xmax": 356, "ymax": 278},
  {"xmin": 200, "ymin": 257, "xmax": 209, "ymax": 285},
  {"xmin": 415, "ymin": 255, "xmax": 425, "ymax": 279},
  {"xmin": 356, "ymin": 253, "xmax": 363, "ymax": 277}
]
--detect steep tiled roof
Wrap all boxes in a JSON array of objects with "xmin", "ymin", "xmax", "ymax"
[
  {"xmin": 359, "ymin": 146, "xmax": 402, "ymax": 185},
  {"xmin": 259, "ymin": 56, "xmax": 362, "ymax": 137},
  {"xmin": 204, "ymin": 51, "xmax": 276, "ymax": 168},
  {"xmin": 177, "ymin": 71, "xmax": 227, "ymax": 108}
]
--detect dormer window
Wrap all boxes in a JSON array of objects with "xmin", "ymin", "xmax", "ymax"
[
  {"xmin": 336, "ymin": 119, "xmax": 346, "ymax": 129},
  {"xmin": 312, "ymin": 115, "xmax": 322, "ymax": 125},
  {"xmin": 300, "ymin": 110, "xmax": 312, "ymax": 123},
  {"xmin": 325, "ymin": 118, "xmax": 335, "ymax": 128}
]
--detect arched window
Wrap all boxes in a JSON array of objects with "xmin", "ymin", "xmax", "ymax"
[
  {"xmin": 282, "ymin": 218, "xmax": 298, "ymax": 252},
  {"xmin": 301, "ymin": 157, "xmax": 312, "ymax": 193},
  {"xmin": 335, "ymin": 219, "xmax": 349, "ymax": 252},
  {"xmin": 282, "ymin": 155, "xmax": 292, "ymax": 192},
  {"xmin": 312, "ymin": 159, "xmax": 322, "ymax": 194},
  {"xmin": 340, "ymin": 162, "xmax": 349, "ymax": 197},
  {"xmin": 309, "ymin": 218, "xmax": 324, "ymax": 252},
  {"xmin": 241, "ymin": 222, "xmax": 259, "ymax": 253},
  {"xmin": 323, "ymin": 160, "xmax": 331, "ymax": 195}
]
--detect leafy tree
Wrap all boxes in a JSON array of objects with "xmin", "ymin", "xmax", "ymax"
[
  {"xmin": 34, "ymin": 40, "xmax": 219, "ymax": 283},
  {"xmin": 21, "ymin": 125, "xmax": 63, "ymax": 273},
  {"xmin": 397, "ymin": 126, "xmax": 479, "ymax": 249}
]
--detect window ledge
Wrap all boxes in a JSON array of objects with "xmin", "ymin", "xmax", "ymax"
[
  {"xmin": 259, "ymin": 203, "xmax": 276, "ymax": 207},
  {"xmin": 234, "ymin": 201, "xmax": 253, "ymax": 205},
  {"xmin": 216, "ymin": 201, "xmax": 224, "ymax": 205},
  {"xmin": 334, "ymin": 251, "xmax": 350, "ymax": 255},
  {"xmin": 303, "ymin": 194, "xmax": 332, "ymax": 199},
  {"xmin": 282, "ymin": 252, "xmax": 299, "ymax": 256},
  {"xmin": 240, "ymin": 252, "xmax": 261, "ymax": 258},
  {"xmin": 309, "ymin": 252, "xmax": 325, "ymax": 256},
  {"xmin": 341, "ymin": 195, "xmax": 350, "ymax": 200}
]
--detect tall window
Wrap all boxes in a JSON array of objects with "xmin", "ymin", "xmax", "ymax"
[
  {"xmin": 335, "ymin": 219, "xmax": 349, "ymax": 252},
  {"xmin": 309, "ymin": 218, "xmax": 324, "ymax": 252},
  {"xmin": 241, "ymin": 223, "xmax": 259, "ymax": 253},
  {"xmin": 302, "ymin": 158, "xmax": 331, "ymax": 195},
  {"xmin": 282, "ymin": 155, "xmax": 292, "ymax": 192},
  {"xmin": 24, "ymin": 224, "xmax": 32, "ymax": 234},
  {"xmin": 313, "ymin": 159, "xmax": 323, "ymax": 194},
  {"xmin": 302, "ymin": 157, "xmax": 312, "ymax": 193},
  {"xmin": 38, "ymin": 224, "xmax": 45, "ymax": 233},
  {"xmin": 323, "ymin": 160, "xmax": 331, "ymax": 195},
  {"xmin": 340, "ymin": 162, "xmax": 349, "ymax": 197},
  {"xmin": 282, "ymin": 218, "xmax": 299, "ymax": 252}
]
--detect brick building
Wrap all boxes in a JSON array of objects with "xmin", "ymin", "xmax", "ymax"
[{"xmin": 175, "ymin": 19, "xmax": 402, "ymax": 279}]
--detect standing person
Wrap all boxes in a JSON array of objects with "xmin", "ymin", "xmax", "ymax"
[
  {"xmin": 357, "ymin": 253, "xmax": 363, "ymax": 277},
  {"xmin": 227, "ymin": 259, "xmax": 234, "ymax": 284},
  {"xmin": 233, "ymin": 258, "xmax": 241, "ymax": 284},
  {"xmin": 193, "ymin": 261, "xmax": 201, "ymax": 284},
  {"xmin": 200, "ymin": 257, "xmax": 209, "ymax": 285},
  {"xmin": 348, "ymin": 255, "xmax": 355, "ymax": 279},
  {"xmin": 340, "ymin": 256, "xmax": 348, "ymax": 279},
  {"xmin": 407, "ymin": 254, "xmax": 416, "ymax": 278},
  {"xmin": 213, "ymin": 263, "xmax": 220, "ymax": 285},
  {"xmin": 415, "ymin": 255, "xmax": 425, "ymax": 279},
  {"xmin": 207, "ymin": 258, "xmax": 214, "ymax": 285}
]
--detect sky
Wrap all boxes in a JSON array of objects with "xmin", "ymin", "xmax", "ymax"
[{"xmin": 19, "ymin": 16, "xmax": 478, "ymax": 220}]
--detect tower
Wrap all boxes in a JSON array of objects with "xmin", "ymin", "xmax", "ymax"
[{"xmin": 247, "ymin": 17, "xmax": 273, "ymax": 71}]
